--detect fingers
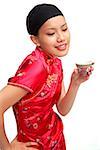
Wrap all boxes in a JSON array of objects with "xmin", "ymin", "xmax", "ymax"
[
  {"xmin": 25, "ymin": 141, "xmax": 39, "ymax": 147},
  {"xmin": 10, "ymin": 139, "xmax": 40, "ymax": 150},
  {"xmin": 25, "ymin": 141, "xmax": 40, "ymax": 150},
  {"xmin": 77, "ymin": 65, "xmax": 94, "ymax": 76},
  {"xmin": 74, "ymin": 69, "xmax": 78, "ymax": 74},
  {"xmin": 27, "ymin": 148, "xmax": 39, "ymax": 150},
  {"xmin": 86, "ymin": 66, "xmax": 94, "ymax": 76},
  {"xmin": 26, "ymin": 147, "xmax": 39, "ymax": 150}
]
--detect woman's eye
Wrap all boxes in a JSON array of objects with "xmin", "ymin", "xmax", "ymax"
[
  {"xmin": 62, "ymin": 28, "xmax": 68, "ymax": 31},
  {"xmin": 46, "ymin": 33, "xmax": 55, "ymax": 36}
]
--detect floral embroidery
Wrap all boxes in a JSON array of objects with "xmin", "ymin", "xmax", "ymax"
[
  {"xmin": 47, "ymin": 59, "xmax": 54, "ymax": 65},
  {"xmin": 46, "ymin": 74, "xmax": 58, "ymax": 87},
  {"xmin": 48, "ymin": 124, "xmax": 53, "ymax": 130},
  {"xmin": 51, "ymin": 140, "xmax": 58, "ymax": 147},
  {"xmin": 20, "ymin": 130, "xmax": 26, "ymax": 136},
  {"xmin": 36, "ymin": 138, "xmax": 40, "ymax": 143},
  {"xmin": 28, "ymin": 60, "xmax": 33, "ymax": 64},
  {"xmin": 23, "ymin": 107, "xmax": 29, "ymax": 111},
  {"xmin": 47, "ymin": 136, "xmax": 51, "ymax": 140},
  {"xmin": 33, "ymin": 123, "xmax": 38, "ymax": 129},
  {"xmin": 37, "ymin": 117, "xmax": 41, "ymax": 121},
  {"xmin": 40, "ymin": 92, "xmax": 45, "ymax": 97},
  {"xmin": 17, "ymin": 72, "xmax": 25, "ymax": 77}
]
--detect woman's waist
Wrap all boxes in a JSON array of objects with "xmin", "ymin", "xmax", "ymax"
[
  {"xmin": 19, "ymin": 107, "xmax": 54, "ymax": 125},
  {"xmin": 17, "ymin": 110, "xmax": 63, "ymax": 141}
]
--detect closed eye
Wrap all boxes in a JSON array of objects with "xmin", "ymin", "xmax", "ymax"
[
  {"xmin": 62, "ymin": 28, "xmax": 68, "ymax": 32},
  {"xmin": 46, "ymin": 33, "xmax": 55, "ymax": 36}
]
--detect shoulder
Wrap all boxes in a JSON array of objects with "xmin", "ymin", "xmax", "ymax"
[
  {"xmin": 8, "ymin": 50, "xmax": 48, "ymax": 93},
  {"xmin": 16, "ymin": 51, "xmax": 36, "ymax": 71},
  {"xmin": 16, "ymin": 50, "xmax": 47, "ymax": 75}
]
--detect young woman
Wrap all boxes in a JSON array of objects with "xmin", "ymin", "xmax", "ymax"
[{"xmin": 0, "ymin": 3, "xmax": 94, "ymax": 150}]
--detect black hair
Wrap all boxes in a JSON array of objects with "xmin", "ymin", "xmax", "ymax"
[{"xmin": 26, "ymin": 3, "xmax": 63, "ymax": 35}]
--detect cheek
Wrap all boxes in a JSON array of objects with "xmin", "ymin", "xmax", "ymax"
[
  {"xmin": 38, "ymin": 37, "xmax": 47, "ymax": 46},
  {"xmin": 38, "ymin": 34, "xmax": 56, "ymax": 48},
  {"xmin": 66, "ymin": 32, "xmax": 70, "ymax": 43},
  {"xmin": 44, "ymin": 37, "xmax": 56, "ymax": 46},
  {"xmin": 38, "ymin": 38, "xmax": 51, "ymax": 49}
]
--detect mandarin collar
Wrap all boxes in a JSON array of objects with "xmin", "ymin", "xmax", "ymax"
[{"xmin": 35, "ymin": 47, "xmax": 57, "ymax": 64}]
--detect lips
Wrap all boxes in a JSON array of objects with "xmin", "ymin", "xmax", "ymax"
[{"xmin": 55, "ymin": 43, "xmax": 67, "ymax": 51}]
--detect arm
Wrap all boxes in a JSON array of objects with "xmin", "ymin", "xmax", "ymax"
[
  {"xmin": 0, "ymin": 85, "xmax": 39, "ymax": 150},
  {"xmin": 56, "ymin": 79, "xmax": 79, "ymax": 116},
  {"xmin": 57, "ymin": 67, "xmax": 93, "ymax": 116},
  {"xmin": 0, "ymin": 85, "xmax": 28, "ymax": 150}
]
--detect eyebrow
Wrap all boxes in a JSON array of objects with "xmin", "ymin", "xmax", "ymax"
[
  {"xmin": 61, "ymin": 23, "xmax": 67, "ymax": 27},
  {"xmin": 46, "ymin": 23, "xmax": 67, "ymax": 30}
]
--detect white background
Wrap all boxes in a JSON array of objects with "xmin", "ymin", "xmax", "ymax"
[{"xmin": 0, "ymin": 0, "xmax": 100, "ymax": 150}]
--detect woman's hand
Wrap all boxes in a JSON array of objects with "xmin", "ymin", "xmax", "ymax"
[
  {"xmin": 6, "ymin": 137, "xmax": 40, "ymax": 150},
  {"xmin": 71, "ymin": 66, "xmax": 94, "ymax": 86}
]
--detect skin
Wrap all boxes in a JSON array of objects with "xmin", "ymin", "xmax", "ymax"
[{"xmin": 0, "ymin": 15, "xmax": 94, "ymax": 150}]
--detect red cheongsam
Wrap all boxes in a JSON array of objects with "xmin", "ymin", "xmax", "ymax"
[{"xmin": 8, "ymin": 47, "xmax": 66, "ymax": 150}]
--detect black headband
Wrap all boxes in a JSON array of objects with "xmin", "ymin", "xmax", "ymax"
[{"xmin": 26, "ymin": 4, "xmax": 63, "ymax": 35}]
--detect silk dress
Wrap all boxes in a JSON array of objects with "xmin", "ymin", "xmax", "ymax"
[{"xmin": 8, "ymin": 47, "xmax": 66, "ymax": 150}]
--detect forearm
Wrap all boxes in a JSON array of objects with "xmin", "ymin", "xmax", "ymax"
[
  {"xmin": 0, "ymin": 113, "xmax": 11, "ymax": 150},
  {"xmin": 57, "ymin": 81, "xmax": 80, "ymax": 116},
  {"xmin": 57, "ymin": 66, "xmax": 94, "ymax": 116}
]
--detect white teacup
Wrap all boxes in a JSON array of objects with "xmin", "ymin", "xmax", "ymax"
[{"xmin": 76, "ymin": 61, "xmax": 94, "ymax": 76}]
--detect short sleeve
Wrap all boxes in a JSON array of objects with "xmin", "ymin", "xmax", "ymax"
[{"xmin": 8, "ymin": 55, "xmax": 48, "ymax": 93}]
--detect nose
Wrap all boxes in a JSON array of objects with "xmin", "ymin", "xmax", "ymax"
[{"xmin": 57, "ymin": 32, "xmax": 65, "ymax": 42}]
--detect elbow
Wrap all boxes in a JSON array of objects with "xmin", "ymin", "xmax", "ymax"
[
  {"xmin": 0, "ymin": 107, "xmax": 5, "ymax": 116},
  {"xmin": 57, "ymin": 107, "xmax": 70, "ymax": 116},
  {"xmin": 0, "ymin": 111, "xmax": 3, "ymax": 118},
  {"xmin": 57, "ymin": 104, "xmax": 72, "ymax": 116},
  {"xmin": 59, "ymin": 110, "xmax": 70, "ymax": 116},
  {"xmin": 57, "ymin": 102, "xmax": 73, "ymax": 116},
  {"xmin": 60, "ymin": 112, "xmax": 66, "ymax": 116}
]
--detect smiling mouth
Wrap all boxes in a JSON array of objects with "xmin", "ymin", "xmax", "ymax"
[{"xmin": 56, "ymin": 44, "xmax": 67, "ymax": 50}]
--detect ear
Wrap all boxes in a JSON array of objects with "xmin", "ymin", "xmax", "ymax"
[{"xmin": 30, "ymin": 35, "xmax": 40, "ymax": 47}]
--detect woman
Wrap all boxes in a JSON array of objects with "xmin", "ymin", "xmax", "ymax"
[{"xmin": 0, "ymin": 3, "xmax": 93, "ymax": 150}]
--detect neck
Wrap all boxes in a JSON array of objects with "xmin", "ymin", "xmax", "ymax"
[{"xmin": 36, "ymin": 46, "xmax": 56, "ymax": 59}]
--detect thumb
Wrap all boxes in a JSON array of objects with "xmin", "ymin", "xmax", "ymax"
[
  {"xmin": 72, "ymin": 69, "xmax": 79, "ymax": 76},
  {"xmin": 74, "ymin": 69, "xmax": 78, "ymax": 73}
]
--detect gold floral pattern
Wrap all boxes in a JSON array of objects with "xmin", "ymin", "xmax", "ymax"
[
  {"xmin": 46, "ymin": 73, "xmax": 58, "ymax": 87},
  {"xmin": 17, "ymin": 72, "xmax": 25, "ymax": 77},
  {"xmin": 33, "ymin": 123, "xmax": 38, "ymax": 129}
]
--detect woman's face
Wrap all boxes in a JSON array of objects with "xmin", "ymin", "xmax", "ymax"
[{"xmin": 33, "ymin": 16, "xmax": 70, "ymax": 57}]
